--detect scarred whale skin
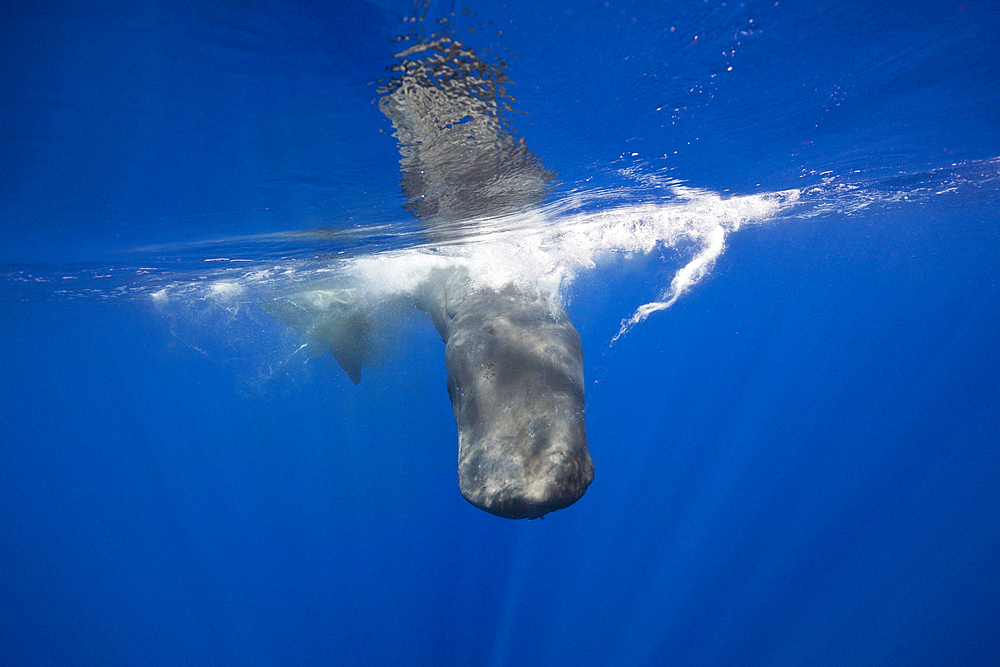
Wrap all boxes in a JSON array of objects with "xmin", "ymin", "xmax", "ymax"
[{"xmin": 418, "ymin": 268, "xmax": 594, "ymax": 519}]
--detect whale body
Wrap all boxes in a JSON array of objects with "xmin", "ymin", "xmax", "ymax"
[
  {"xmin": 418, "ymin": 268, "xmax": 593, "ymax": 519},
  {"xmin": 264, "ymin": 25, "xmax": 594, "ymax": 518}
]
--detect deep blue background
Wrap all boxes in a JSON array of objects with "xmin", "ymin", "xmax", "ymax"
[{"xmin": 2, "ymin": 1, "xmax": 999, "ymax": 665}]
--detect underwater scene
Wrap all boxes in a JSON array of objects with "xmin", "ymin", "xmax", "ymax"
[{"xmin": 2, "ymin": 0, "xmax": 999, "ymax": 664}]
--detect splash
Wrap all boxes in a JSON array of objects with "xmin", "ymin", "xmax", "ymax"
[
  {"xmin": 6, "ymin": 158, "xmax": 996, "ymax": 358},
  {"xmin": 138, "ymin": 181, "xmax": 801, "ymax": 351},
  {"xmin": 341, "ymin": 184, "xmax": 799, "ymax": 339}
]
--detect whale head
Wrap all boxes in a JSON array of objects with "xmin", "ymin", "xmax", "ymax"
[{"xmin": 440, "ymin": 284, "xmax": 594, "ymax": 519}]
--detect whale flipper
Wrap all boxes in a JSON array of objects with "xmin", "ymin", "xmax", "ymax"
[{"xmin": 262, "ymin": 289, "xmax": 371, "ymax": 384}]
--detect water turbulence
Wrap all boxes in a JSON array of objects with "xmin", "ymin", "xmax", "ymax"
[{"xmin": 145, "ymin": 13, "xmax": 801, "ymax": 518}]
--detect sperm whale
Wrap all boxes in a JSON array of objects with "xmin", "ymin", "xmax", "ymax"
[{"xmin": 265, "ymin": 26, "xmax": 593, "ymax": 518}]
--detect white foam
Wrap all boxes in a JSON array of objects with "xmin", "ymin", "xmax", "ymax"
[
  {"xmin": 337, "ymin": 186, "xmax": 799, "ymax": 335},
  {"xmin": 146, "ymin": 184, "xmax": 800, "ymax": 342},
  {"xmin": 207, "ymin": 281, "xmax": 244, "ymax": 300},
  {"xmin": 347, "ymin": 251, "xmax": 457, "ymax": 298}
]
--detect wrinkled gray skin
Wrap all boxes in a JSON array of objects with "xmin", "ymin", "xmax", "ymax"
[
  {"xmin": 266, "ymin": 26, "xmax": 594, "ymax": 518},
  {"xmin": 417, "ymin": 268, "xmax": 593, "ymax": 519}
]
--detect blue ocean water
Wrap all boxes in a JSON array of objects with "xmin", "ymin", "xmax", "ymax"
[{"xmin": 2, "ymin": 1, "xmax": 999, "ymax": 665}]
